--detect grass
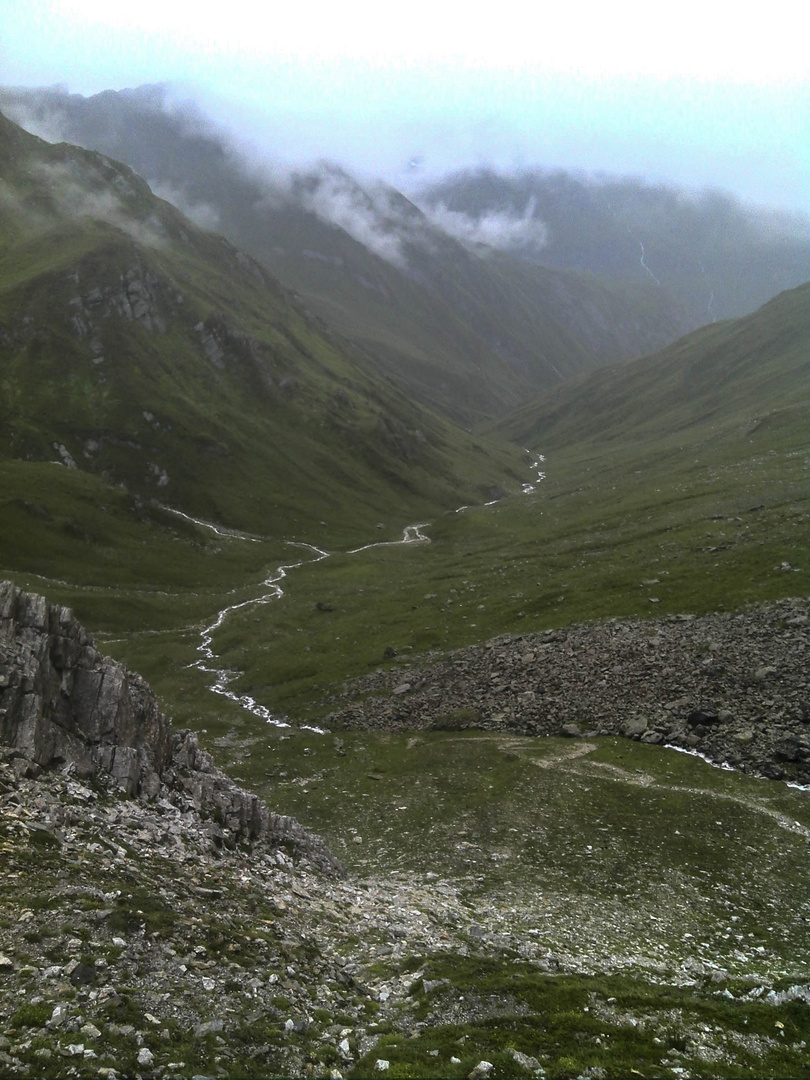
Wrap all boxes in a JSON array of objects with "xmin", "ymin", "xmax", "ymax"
[
  {"xmin": 0, "ymin": 112, "xmax": 526, "ymax": 552},
  {"xmin": 230, "ymin": 731, "xmax": 810, "ymax": 972},
  {"xmin": 348, "ymin": 963, "xmax": 810, "ymax": 1079},
  {"xmin": 186, "ymin": 413, "xmax": 809, "ymax": 726}
]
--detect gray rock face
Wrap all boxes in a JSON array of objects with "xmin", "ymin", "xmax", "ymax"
[
  {"xmin": 0, "ymin": 582, "xmax": 172, "ymax": 790},
  {"xmin": 0, "ymin": 580, "xmax": 340, "ymax": 873}
]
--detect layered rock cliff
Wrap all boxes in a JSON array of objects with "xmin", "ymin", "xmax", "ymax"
[{"xmin": 0, "ymin": 580, "xmax": 340, "ymax": 873}]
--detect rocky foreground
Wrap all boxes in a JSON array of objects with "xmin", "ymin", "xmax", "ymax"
[
  {"xmin": 4, "ymin": 741, "xmax": 808, "ymax": 1080},
  {"xmin": 325, "ymin": 597, "xmax": 810, "ymax": 783},
  {"xmin": 0, "ymin": 747, "xmax": 499, "ymax": 1078},
  {"xmin": 0, "ymin": 580, "xmax": 338, "ymax": 874},
  {"xmin": 2, "ymin": 582, "xmax": 810, "ymax": 1078}
]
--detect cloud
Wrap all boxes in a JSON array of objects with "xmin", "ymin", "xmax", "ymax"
[
  {"xmin": 149, "ymin": 180, "xmax": 220, "ymax": 232},
  {"xmin": 294, "ymin": 166, "xmax": 422, "ymax": 269},
  {"xmin": 0, "ymin": 98, "xmax": 72, "ymax": 145},
  {"xmin": 31, "ymin": 160, "xmax": 166, "ymax": 246},
  {"xmin": 422, "ymin": 198, "xmax": 549, "ymax": 253}
]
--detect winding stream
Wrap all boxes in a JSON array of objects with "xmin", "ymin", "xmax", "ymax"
[
  {"xmin": 178, "ymin": 451, "xmax": 545, "ymax": 730},
  {"xmin": 188, "ymin": 525, "xmax": 433, "ymax": 731}
]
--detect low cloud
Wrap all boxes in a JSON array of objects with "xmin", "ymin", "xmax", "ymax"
[
  {"xmin": 0, "ymin": 179, "xmax": 47, "ymax": 229},
  {"xmin": 32, "ymin": 160, "xmax": 166, "ymax": 247},
  {"xmin": 295, "ymin": 166, "xmax": 423, "ymax": 269},
  {"xmin": 150, "ymin": 180, "xmax": 220, "ymax": 232},
  {"xmin": 422, "ymin": 198, "xmax": 549, "ymax": 253},
  {"xmin": 1, "ymin": 98, "xmax": 71, "ymax": 145}
]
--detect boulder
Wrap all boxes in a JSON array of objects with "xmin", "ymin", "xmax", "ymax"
[
  {"xmin": 687, "ymin": 708, "xmax": 721, "ymax": 727},
  {"xmin": 0, "ymin": 580, "xmax": 341, "ymax": 874}
]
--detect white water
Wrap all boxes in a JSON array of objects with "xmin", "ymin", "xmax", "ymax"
[
  {"xmin": 639, "ymin": 240, "xmax": 662, "ymax": 287},
  {"xmin": 668, "ymin": 744, "xmax": 736, "ymax": 772},
  {"xmin": 159, "ymin": 504, "xmax": 263, "ymax": 543},
  {"xmin": 192, "ymin": 541, "xmax": 330, "ymax": 732},
  {"xmin": 161, "ymin": 450, "xmax": 808, "ymax": 801},
  {"xmin": 189, "ymin": 451, "xmax": 545, "ymax": 729},
  {"xmin": 668, "ymin": 739, "xmax": 809, "ymax": 798},
  {"xmin": 348, "ymin": 524, "xmax": 429, "ymax": 554},
  {"xmin": 190, "ymin": 523, "xmax": 437, "ymax": 730},
  {"xmin": 521, "ymin": 449, "xmax": 546, "ymax": 494}
]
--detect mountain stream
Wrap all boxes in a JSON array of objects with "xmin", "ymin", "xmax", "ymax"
[{"xmin": 173, "ymin": 452, "xmax": 545, "ymax": 732}]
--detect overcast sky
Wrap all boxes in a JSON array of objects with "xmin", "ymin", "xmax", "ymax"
[{"xmin": 2, "ymin": 0, "xmax": 808, "ymax": 213}]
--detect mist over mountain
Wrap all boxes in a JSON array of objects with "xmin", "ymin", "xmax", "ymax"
[
  {"xmin": 5, "ymin": 84, "xmax": 807, "ymax": 360},
  {"xmin": 0, "ymin": 84, "xmax": 711, "ymax": 422},
  {"xmin": 421, "ymin": 168, "xmax": 810, "ymax": 326},
  {"xmin": 0, "ymin": 110, "xmax": 525, "ymax": 543}
]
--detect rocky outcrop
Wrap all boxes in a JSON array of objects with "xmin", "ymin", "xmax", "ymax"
[
  {"xmin": 0, "ymin": 581, "xmax": 340, "ymax": 873},
  {"xmin": 68, "ymin": 257, "xmax": 168, "ymax": 341},
  {"xmin": 325, "ymin": 597, "xmax": 810, "ymax": 783}
]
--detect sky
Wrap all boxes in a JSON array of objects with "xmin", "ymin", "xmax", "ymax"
[{"xmin": 1, "ymin": 0, "xmax": 808, "ymax": 213}]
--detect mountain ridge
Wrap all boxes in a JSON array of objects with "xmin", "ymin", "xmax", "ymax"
[
  {"xmin": 492, "ymin": 278, "xmax": 810, "ymax": 452},
  {"xmin": 421, "ymin": 166, "xmax": 810, "ymax": 327},
  {"xmin": 1, "ymin": 84, "xmax": 698, "ymax": 423},
  {"xmin": 0, "ymin": 110, "xmax": 524, "ymax": 547}
]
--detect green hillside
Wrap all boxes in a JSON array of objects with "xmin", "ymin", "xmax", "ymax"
[
  {"xmin": 1, "ymin": 106, "xmax": 806, "ymax": 738},
  {"xmin": 180, "ymin": 282, "xmax": 809, "ymax": 726},
  {"xmin": 1, "ymin": 96, "xmax": 808, "ymax": 1080},
  {"xmin": 0, "ymin": 85, "xmax": 694, "ymax": 423},
  {"xmin": 0, "ymin": 111, "xmax": 524, "ymax": 565},
  {"xmin": 494, "ymin": 280, "xmax": 810, "ymax": 453}
]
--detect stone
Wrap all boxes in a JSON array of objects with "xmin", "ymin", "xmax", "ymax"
[
  {"xmin": 323, "ymin": 595, "xmax": 810, "ymax": 783},
  {"xmin": 137, "ymin": 1046, "xmax": 154, "ymax": 1067},
  {"xmin": 687, "ymin": 708, "xmax": 720, "ymax": 727},
  {"xmin": 508, "ymin": 1048, "xmax": 542, "ymax": 1071},
  {"xmin": 374, "ymin": 1061, "xmax": 390, "ymax": 1072},
  {"xmin": 754, "ymin": 666, "xmax": 777, "ymax": 682},
  {"xmin": 622, "ymin": 717, "xmax": 648, "ymax": 739},
  {"xmin": 195, "ymin": 1019, "xmax": 224, "ymax": 1037},
  {"xmin": 774, "ymin": 737, "xmax": 810, "ymax": 762},
  {"xmin": 69, "ymin": 962, "xmax": 97, "ymax": 986},
  {"xmin": 468, "ymin": 1062, "xmax": 494, "ymax": 1080},
  {"xmin": 47, "ymin": 1003, "xmax": 69, "ymax": 1028},
  {"xmin": 0, "ymin": 581, "xmax": 341, "ymax": 875}
]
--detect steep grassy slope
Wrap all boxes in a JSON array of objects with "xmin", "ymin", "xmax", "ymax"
[
  {"xmin": 0, "ymin": 111, "xmax": 524, "ymax": 559},
  {"xmin": 495, "ymin": 280, "xmax": 810, "ymax": 452},
  {"xmin": 0, "ymin": 85, "xmax": 693, "ymax": 423}
]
